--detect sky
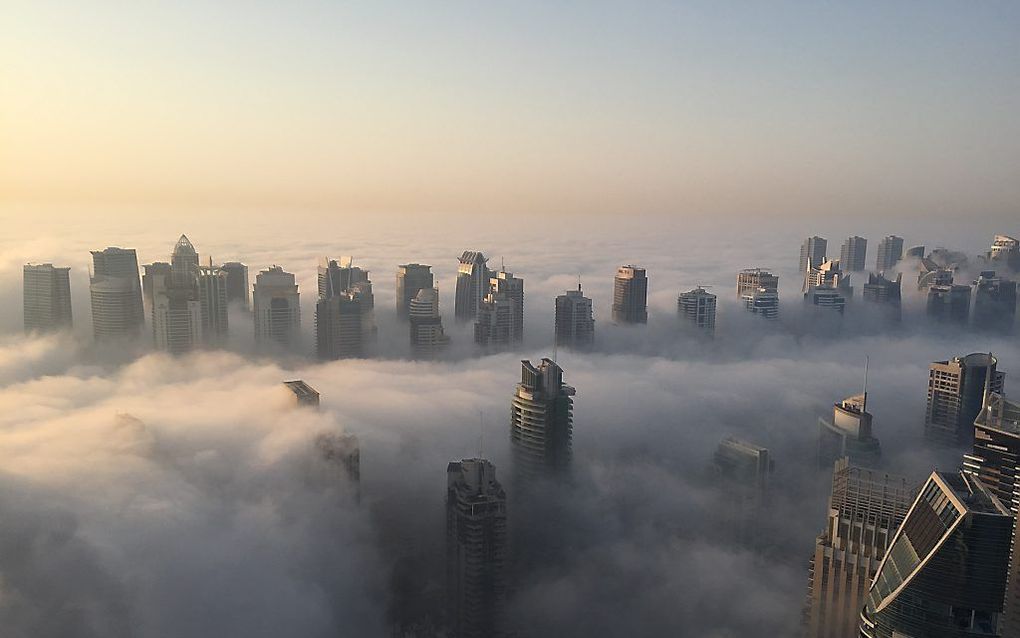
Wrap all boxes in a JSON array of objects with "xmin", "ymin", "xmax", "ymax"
[{"xmin": 3, "ymin": 1, "xmax": 1020, "ymax": 219}]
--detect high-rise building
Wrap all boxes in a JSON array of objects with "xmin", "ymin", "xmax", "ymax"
[
  {"xmin": 170, "ymin": 235, "xmax": 200, "ymax": 287},
  {"xmin": 316, "ymin": 292, "xmax": 364, "ymax": 359},
  {"xmin": 455, "ymin": 251, "xmax": 493, "ymax": 321},
  {"xmin": 197, "ymin": 265, "xmax": 228, "ymax": 346},
  {"xmin": 409, "ymin": 287, "xmax": 449, "ymax": 358},
  {"xmin": 905, "ymin": 245, "xmax": 925, "ymax": 260},
  {"xmin": 511, "ymin": 359, "xmax": 575, "ymax": 481},
  {"xmin": 818, "ymin": 393, "xmax": 880, "ymax": 468},
  {"xmin": 554, "ymin": 284, "xmax": 595, "ymax": 348},
  {"xmin": 973, "ymin": 271, "xmax": 1017, "ymax": 333},
  {"xmin": 678, "ymin": 286, "xmax": 717, "ymax": 336},
  {"xmin": 220, "ymin": 262, "xmax": 249, "ymax": 309},
  {"xmin": 964, "ymin": 392, "xmax": 1020, "ymax": 514},
  {"xmin": 861, "ymin": 273, "xmax": 901, "ymax": 322},
  {"xmin": 23, "ymin": 263, "xmax": 72, "ymax": 334},
  {"xmin": 800, "ymin": 236, "xmax": 828, "ymax": 273},
  {"xmin": 805, "ymin": 260, "xmax": 852, "ymax": 295},
  {"xmin": 283, "ymin": 379, "xmax": 320, "ymax": 408},
  {"xmin": 89, "ymin": 247, "xmax": 144, "ymax": 341},
  {"xmin": 926, "ymin": 283, "xmax": 971, "ymax": 325},
  {"xmin": 142, "ymin": 262, "xmax": 172, "ymax": 317},
  {"xmin": 805, "ymin": 286, "xmax": 847, "ymax": 314},
  {"xmin": 396, "ymin": 264, "xmax": 434, "ymax": 319},
  {"xmin": 151, "ymin": 277, "xmax": 202, "ymax": 354},
  {"xmin": 252, "ymin": 266, "xmax": 301, "ymax": 347},
  {"xmin": 446, "ymin": 458, "xmax": 507, "ymax": 638},
  {"xmin": 741, "ymin": 286, "xmax": 779, "ymax": 320},
  {"xmin": 804, "ymin": 459, "xmax": 912, "ymax": 638},
  {"xmin": 612, "ymin": 265, "xmax": 648, "ymax": 324},
  {"xmin": 874, "ymin": 236, "xmax": 904, "ymax": 273},
  {"xmin": 924, "ymin": 353, "xmax": 1004, "ymax": 446},
  {"xmin": 318, "ymin": 257, "xmax": 376, "ymax": 348},
  {"xmin": 475, "ymin": 271, "xmax": 524, "ymax": 350},
  {"xmin": 859, "ymin": 471, "xmax": 1012, "ymax": 638},
  {"xmin": 737, "ymin": 268, "xmax": 779, "ymax": 298},
  {"xmin": 710, "ymin": 436, "xmax": 774, "ymax": 548},
  {"xmin": 839, "ymin": 236, "xmax": 868, "ymax": 272},
  {"xmin": 990, "ymin": 234, "xmax": 1020, "ymax": 262}
]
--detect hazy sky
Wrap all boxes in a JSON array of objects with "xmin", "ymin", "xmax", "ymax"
[{"xmin": 3, "ymin": 1, "xmax": 1019, "ymax": 218}]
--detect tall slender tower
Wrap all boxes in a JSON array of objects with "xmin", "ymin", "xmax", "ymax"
[
  {"xmin": 800, "ymin": 236, "xmax": 827, "ymax": 272},
  {"xmin": 510, "ymin": 359, "xmax": 575, "ymax": 482},
  {"xmin": 924, "ymin": 353, "xmax": 1004, "ymax": 446},
  {"xmin": 317, "ymin": 257, "xmax": 376, "ymax": 355},
  {"xmin": 90, "ymin": 247, "xmax": 144, "ymax": 341},
  {"xmin": 151, "ymin": 275, "xmax": 201, "ymax": 354},
  {"xmin": 252, "ymin": 266, "xmax": 301, "ymax": 347},
  {"xmin": 678, "ymin": 286, "xmax": 717, "ymax": 336},
  {"xmin": 860, "ymin": 471, "xmax": 1012, "ymax": 638},
  {"xmin": 23, "ymin": 264, "xmax": 72, "ymax": 334},
  {"xmin": 446, "ymin": 458, "xmax": 507, "ymax": 638},
  {"xmin": 396, "ymin": 264, "xmax": 434, "ymax": 319},
  {"xmin": 409, "ymin": 287, "xmax": 449, "ymax": 358},
  {"xmin": 612, "ymin": 265, "xmax": 648, "ymax": 324},
  {"xmin": 197, "ymin": 265, "xmax": 228, "ymax": 345},
  {"xmin": 839, "ymin": 236, "xmax": 868, "ymax": 272},
  {"xmin": 170, "ymin": 235, "xmax": 199, "ymax": 287},
  {"xmin": 219, "ymin": 262, "xmax": 249, "ymax": 310},
  {"xmin": 554, "ymin": 284, "xmax": 595, "ymax": 348},
  {"xmin": 874, "ymin": 236, "xmax": 904, "ymax": 273},
  {"xmin": 475, "ymin": 271, "xmax": 524, "ymax": 350},
  {"xmin": 455, "ymin": 251, "xmax": 493, "ymax": 321}
]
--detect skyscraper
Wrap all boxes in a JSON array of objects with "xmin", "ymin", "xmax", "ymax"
[
  {"xmin": 874, "ymin": 236, "xmax": 904, "ymax": 273},
  {"xmin": 283, "ymin": 379, "xmax": 321, "ymax": 408},
  {"xmin": 800, "ymin": 236, "xmax": 828, "ymax": 273},
  {"xmin": 972, "ymin": 271, "xmax": 1017, "ymax": 333},
  {"xmin": 924, "ymin": 353, "xmax": 1004, "ymax": 446},
  {"xmin": 220, "ymin": 262, "xmax": 249, "ymax": 309},
  {"xmin": 741, "ymin": 286, "xmax": 779, "ymax": 320},
  {"xmin": 409, "ymin": 287, "xmax": 449, "ymax": 358},
  {"xmin": 859, "ymin": 471, "xmax": 1012, "ymax": 638},
  {"xmin": 839, "ymin": 236, "xmax": 868, "ymax": 272},
  {"xmin": 554, "ymin": 284, "xmax": 595, "ymax": 348},
  {"xmin": 170, "ymin": 234, "xmax": 199, "ymax": 287},
  {"xmin": 446, "ymin": 458, "xmax": 507, "ymax": 638},
  {"xmin": 710, "ymin": 436, "xmax": 774, "ymax": 548},
  {"xmin": 678, "ymin": 286, "xmax": 717, "ymax": 336},
  {"xmin": 860, "ymin": 273, "xmax": 901, "ymax": 322},
  {"xmin": 612, "ymin": 265, "xmax": 648, "ymax": 324},
  {"xmin": 141, "ymin": 262, "xmax": 172, "ymax": 317},
  {"xmin": 151, "ymin": 275, "xmax": 202, "ymax": 354},
  {"xmin": 396, "ymin": 263, "xmax": 434, "ymax": 319},
  {"xmin": 197, "ymin": 265, "xmax": 228, "ymax": 346},
  {"xmin": 805, "ymin": 285, "xmax": 847, "ymax": 314},
  {"xmin": 804, "ymin": 459, "xmax": 912, "ymax": 638},
  {"xmin": 252, "ymin": 266, "xmax": 301, "ymax": 347},
  {"xmin": 964, "ymin": 392, "xmax": 1020, "ymax": 514},
  {"xmin": 510, "ymin": 359, "xmax": 575, "ymax": 481},
  {"xmin": 818, "ymin": 393, "xmax": 881, "ymax": 468},
  {"xmin": 905, "ymin": 245, "xmax": 926, "ymax": 260},
  {"xmin": 926, "ymin": 284, "xmax": 971, "ymax": 325},
  {"xmin": 736, "ymin": 268, "xmax": 779, "ymax": 298},
  {"xmin": 23, "ymin": 263, "xmax": 72, "ymax": 334},
  {"xmin": 475, "ymin": 271, "xmax": 524, "ymax": 350},
  {"xmin": 89, "ymin": 247, "xmax": 144, "ymax": 341},
  {"xmin": 455, "ymin": 251, "xmax": 493, "ymax": 321},
  {"xmin": 805, "ymin": 260, "xmax": 852, "ymax": 295},
  {"xmin": 316, "ymin": 292, "xmax": 364, "ymax": 359},
  {"xmin": 990, "ymin": 234, "xmax": 1020, "ymax": 263}
]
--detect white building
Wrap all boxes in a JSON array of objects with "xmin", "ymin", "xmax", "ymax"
[
  {"xmin": 253, "ymin": 266, "xmax": 301, "ymax": 347},
  {"xmin": 23, "ymin": 263, "xmax": 72, "ymax": 333},
  {"xmin": 409, "ymin": 287, "xmax": 449, "ymax": 358},
  {"xmin": 678, "ymin": 286, "xmax": 717, "ymax": 336}
]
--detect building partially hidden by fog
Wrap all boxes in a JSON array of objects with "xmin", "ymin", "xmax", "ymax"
[
  {"xmin": 804, "ymin": 259, "xmax": 852, "ymax": 295},
  {"xmin": 89, "ymin": 247, "xmax": 144, "ymax": 341},
  {"xmin": 874, "ymin": 236, "xmax": 903, "ymax": 273},
  {"xmin": 145, "ymin": 236, "xmax": 205, "ymax": 354},
  {"xmin": 925, "ymin": 353, "xmax": 1004, "ymax": 447},
  {"xmin": 283, "ymin": 379, "xmax": 320, "ymax": 408},
  {"xmin": 455, "ymin": 251, "xmax": 493, "ymax": 322},
  {"xmin": 396, "ymin": 263, "xmax": 434, "ymax": 320},
  {"xmin": 220, "ymin": 262, "xmax": 249, "ymax": 310},
  {"xmin": 738, "ymin": 269, "xmax": 779, "ymax": 320},
  {"xmin": 409, "ymin": 287, "xmax": 449, "ymax": 358},
  {"xmin": 926, "ymin": 283, "xmax": 971, "ymax": 325},
  {"xmin": 973, "ymin": 271, "xmax": 1017, "ymax": 333},
  {"xmin": 839, "ymin": 236, "xmax": 867, "ymax": 272},
  {"xmin": 475, "ymin": 271, "xmax": 524, "ymax": 350},
  {"xmin": 860, "ymin": 273, "xmax": 901, "ymax": 321},
  {"xmin": 990, "ymin": 234, "xmax": 1020, "ymax": 266},
  {"xmin": 859, "ymin": 471, "xmax": 1012, "ymax": 638},
  {"xmin": 554, "ymin": 284, "xmax": 594, "ymax": 348},
  {"xmin": 446, "ymin": 458, "xmax": 507, "ymax": 638},
  {"xmin": 612, "ymin": 265, "xmax": 648, "ymax": 324},
  {"xmin": 316, "ymin": 257, "xmax": 376, "ymax": 359},
  {"xmin": 23, "ymin": 263, "xmax": 72, "ymax": 334},
  {"xmin": 805, "ymin": 285, "xmax": 847, "ymax": 315},
  {"xmin": 965, "ymin": 392, "xmax": 1020, "ymax": 514},
  {"xmin": 819, "ymin": 393, "xmax": 880, "ymax": 468},
  {"xmin": 678, "ymin": 286, "xmax": 716, "ymax": 336},
  {"xmin": 800, "ymin": 236, "xmax": 828, "ymax": 273},
  {"xmin": 804, "ymin": 459, "xmax": 911, "ymax": 638},
  {"xmin": 253, "ymin": 266, "xmax": 301, "ymax": 348},
  {"xmin": 511, "ymin": 359, "xmax": 575, "ymax": 482},
  {"xmin": 711, "ymin": 436, "xmax": 774, "ymax": 548},
  {"xmin": 197, "ymin": 264, "xmax": 229, "ymax": 346}
]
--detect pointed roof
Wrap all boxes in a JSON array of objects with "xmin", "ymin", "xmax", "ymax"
[{"xmin": 174, "ymin": 234, "xmax": 196, "ymax": 255}]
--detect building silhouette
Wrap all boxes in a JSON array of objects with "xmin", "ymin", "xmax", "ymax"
[
  {"xmin": 197, "ymin": 264, "xmax": 229, "ymax": 346},
  {"xmin": 905, "ymin": 245, "xmax": 926, "ymax": 260},
  {"xmin": 805, "ymin": 259, "xmax": 852, "ymax": 295},
  {"xmin": 861, "ymin": 273, "xmax": 901, "ymax": 322},
  {"xmin": 475, "ymin": 271, "xmax": 523, "ymax": 350},
  {"xmin": 711, "ymin": 436, "xmax": 774, "ymax": 548},
  {"xmin": 511, "ymin": 359, "xmax": 575, "ymax": 482},
  {"xmin": 924, "ymin": 353, "xmax": 1004, "ymax": 446},
  {"xmin": 89, "ymin": 247, "xmax": 144, "ymax": 341},
  {"xmin": 283, "ymin": 379, "xmax": 320, "ymax": 408},
  {"xmin": 973, "ymin": 271, "xmax": 1016, "ymax": 333},
  {"xmin": 818, "ymin": 393, "xmax": 881, "ymax": 468},
  {"xmin": 23, "ymin": 263, "xmax": 72, "ymax": 334},
  {"xmin": 252, "ymin": 266, "xmax": 301, "ymax": 347},
  {"xmin": 409, "ymin": 287, "xmax": 449, "ymax": 358},
  {"xmin": 839, "ymin": 236, "xmax": 868, "ymax": 272},
  {"xmin": 612, "ymin": 265, "xmax": 648, "ymax": 324},
  {"xmin": 965, "ymin": 392, "xmax": 1020, "ymax": 514},
  {"xmin": 742, "ymin": 286, "xmax": 780, "ymax": 320},
  {"xmin": 860, "ymin": 470, "xmax": 1012, "ymax": 638},
  {"xmin": 737, "ymin": 268, "xmax": 779, "ymax": 299},
  {"xmin": 990, "ymin": 234, "xmax": 1020, "ymax": 266},
  {"xmin": 805, "ymin": 285, "xmax": 847, "ymax": 314},
  {"xmin": 804, "ymin": 459, "xmax": 912, "ymax": 638},
  {"xmin": 145, "ymin": 236, "xmax": 204, "ymax": 354},
  {"xmin": 874, "ymin": 236, "xmax": 904, "ymax": 273},
  {"xmin": 316, "ymin": 257, "xmax": 375, "ymax": 359},
  {"xmin": 800, "ymin": 236, "xmax": 828, "ymax": 272},
  {"xmin": 455, "ymin": 251, "xmax": 493, "ymax": 321},
  {"xmin": 554, "ymin": 284, "xmax": 595, "ymax": 348},
  {"xmin": 220, "ymin": 262, "xmax": 249, "ymax": 309},
  {"xmin": 170, "ymin": 234, "xmax": 199, "ymax": 287},
  {"xmin": 926, "ymin": 284, "xmax": 971, "ymax": 325},
  {"xmin": 141, "ymin": 262, "xmax": 172, "ymax": 318},
  {"xmin": 678, "ymin": 286, "xmax": 716, "ymax": 336},
  {"xmin": 396, "ymin": 264, "xmax": 434, "ymax": 320},
  {"xmin": 446, "ymin": 458, "xmax": 507, "ymax": 638}
]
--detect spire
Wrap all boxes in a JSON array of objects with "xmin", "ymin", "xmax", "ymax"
[{"xmin": 174, "ymin": 234, "xmax": 196, "ymax": 255}]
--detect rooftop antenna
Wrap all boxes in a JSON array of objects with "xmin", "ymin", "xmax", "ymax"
[
  {"xmin": 501, "ymin": 256, "xmax": 505, "ymax": 273},
  {"xmin": 478, "ymin": 410, "xmax": 485, "ymax": 458},
  {"xmin": 577, "ymin": 273, "xmax": 582, "ymax": 292},
  {"xmin": 982, "ymin": 351, "xmax": 994, "ymax": 410},
  {"xmin": 862, "ymin": 355, "xmax": 870, "ymax": 411}
]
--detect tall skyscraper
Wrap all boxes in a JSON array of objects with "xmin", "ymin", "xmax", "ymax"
[
  {"xmin": 142, "ymin": 262, "xmax": 172, "ymax": 317},
  {"xmin": 89, "ymin": 247, "xmax": 144, "ymax": 341},
  {"xmin": 800, "ymin": 236, "xmax": 828, "ymax": 272},
  {"xmin": 839, "ymin": 236, "xmax": 868, "ymax": 272},
  {"xmin": 710, "ymin": 436, "xmax": 774, "ymax": 548},
  {"xmin": 926, "ymin": 283, "xmax": 971, "ymax": 325},
  {"xmin": 924, "ymin": 353, "xmax": 1004, "ymax": 446},
  {"xmin": 805, "ymin": 285, "xmax": 847, "ymax": 314},
  {"xmin": 283, "ymin": 379, "xmax": 321, "ymax": 408},
  {"xmin": 151, "ymin": 275, "xmax": 202, "ymax": 354},
  {"xmin": 510, "ymin": 359, "xmax": 575, "ymax": 481},
  {"xmin": 874, "ymin": 236, "xmax": 904, "ymax": 273},
  {"xmin": 474, "ymin": 271, "xmax": 524, "ymax": 350},
  {"xmin": 861, "ymin": 272, "xmax": 901, "ymax": 310},
  {"xmin": 818, "ymin": 393, "xmax": 881, "ymax": 468},
  {"xmin": 859, "ymin": 471, "xmax": 1012, "ymax": 638},
  {"xmin": 990, "ymin": 234, "xmax": 1020, "ymax": 263},
  {"xmin": 612, "ymin": 265, "xmax": 648, "ymax": 324},
  {"xmin": 741, "ymin": 286, "xmax": 780, "ymax": 320},
  {"xmin": 23, "ymin": 263, "xmax": 72, "ymax": 334},
  {"xmin": 973, "ymin": 271, "xmax": 1017, "ymax": 333},
  {"xmin": 170, "ymin": 234, "xmax": 199, "ymax": 287},
  {"xmin": 805, "ymin": 260, "xmax": 852, "ymax": 294},
  {"xmin": 455, "ymin": 251, "xmax": 493, "ymax": 321},
  {"xmin": 678, "ymin": 286, "xmax": 717, "ymax": 336},
  {"xmin": 737, "ymin": 268, "xmax": 779, "ymax": 298},
  {"xmin": 409, "ymin": 287, "xmax": 449, "ymax": 358},
  {"xmin": 316, "ymin": 257, "xmax": 376, "ymax": 358},
  {"xmin": 804, "ymin": 459, "xmax": 912, "ymax": 638},
  {"xmin": 197, "ymin": 265, "xmax": 228, "ymax": 346},
  {"xmin": 446, "ymin": 458, "xmax": 507, "ymax": 638},
  {"xmin": 396, "ymin": 263, "xmax": 434, "ymax": 319},
  {"xmin": 252, "ymin": 266, "xmax": 301, "ymax": 347},
  {"xmin": 220, "ymin": 262, "xmax": 249, "ymax": 309},
  {"xmin": 554, "ymin": 284, "xmax": 595, "ymax": 348},
  {"xmin": 965, "ymin": 392, "xmax": 1020, "ymax": 514}
]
